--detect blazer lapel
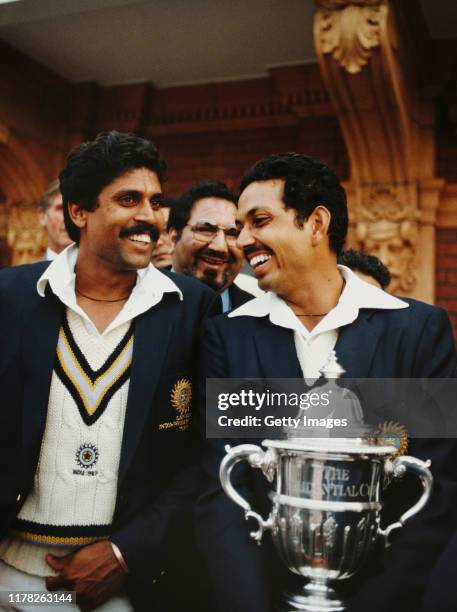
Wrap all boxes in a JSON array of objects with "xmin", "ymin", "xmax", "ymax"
[
  {"xmin": 254, "ymin": 319, "xmax": 302, "ymax": 378},
  {"xmin": 252, "ymin": 310, "xmax": 381, "ymax": 379},
  {"xmin": 117, "ymin": 299, "xmax": 176, "ymax": 484},
  {"xmin": 22, "ymin": 293, "xmax": 62, "ymax": 478},
  {"xmin": 229, "ymin": 284, "xmax": 253, "ymax": 310},
  {"xmin": 334, "ymin": 310, "xmax": 381, "ymax": 378}
]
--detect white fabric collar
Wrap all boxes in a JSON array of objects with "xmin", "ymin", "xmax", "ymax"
[
  {"xmin": 228, "ymin": 265, "xmax": 408, "ymax": 339},
  {"xmin": 45, "ymin": 247, "xmax": 58, "ymax": 261},
  {"xmin": 37, "ymin": 244, "xmax": 182, "ymax": 336}
]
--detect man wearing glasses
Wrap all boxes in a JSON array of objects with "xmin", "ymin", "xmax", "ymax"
[{"xmin": 168, "ymin": 181, "xmax": 255, "ymax": 311}]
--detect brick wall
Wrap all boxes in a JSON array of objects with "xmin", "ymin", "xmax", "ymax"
[
  {"xmin": 0, "ymin": 41, "xmax": 70, "ymax": 191},
  {"xmin": 436, "ymin": 228, "xmax": 457, "ymax": 339},
  {"xmin": 76, "ymin": 63, "xmax": 349, "ymax": 197},
  {"xmin": 153, "ymin": 117, "xmax": 348, "ymax": 198},
  {"xmin": 0, "ymin": 51, "xmax": 350, "ymax": 200}
]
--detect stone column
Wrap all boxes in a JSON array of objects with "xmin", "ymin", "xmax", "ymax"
[{"xmin": 314, "ymin": 0, "xmax": 438, "ymax": 301}]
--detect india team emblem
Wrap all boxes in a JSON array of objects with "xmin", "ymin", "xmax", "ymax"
[
  {"xmin": 170, "ymin": 378, "xmax": 192, "ymax": 414},
  {"xmin": 170, "ymin": 378, "xmax": 192, "ymax": 430},
  {"xmin": 76, "ymin": 443, "xmax": 99, "ymax": 469}
]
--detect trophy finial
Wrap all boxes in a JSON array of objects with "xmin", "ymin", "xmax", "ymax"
[{"xmin": 320, "ymin": 349, "xmax": 346, "ymax": 379}]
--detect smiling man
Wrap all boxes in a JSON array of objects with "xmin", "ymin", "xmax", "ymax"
[
  {"xmin": 168, "ymin": 180, "xmax": 254, "ymax": 311},
  {"xmin": 196, "ymin": 153, "xmax": 457, "ymax": 612},
  {"xmin": 0, "ymin": 131, "xmax": 219, "ymax": 611}
]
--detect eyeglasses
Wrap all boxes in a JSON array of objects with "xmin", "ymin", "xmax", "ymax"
[{"xmin": 186, "ymin": 220, "xmax": 241, "ymax": 244}]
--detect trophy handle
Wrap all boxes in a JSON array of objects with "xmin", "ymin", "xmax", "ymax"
[
  {"xmin": 379, "ymin": 455, "xmax": 433, "ymax": 547},
  {"xmin": 219, "ymin": 443, "xmax": 277, "ymax": 544}
]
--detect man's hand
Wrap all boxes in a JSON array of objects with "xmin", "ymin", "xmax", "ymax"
[{"xmin": 45, "ymin": 541, "xmax": 126, "ymax": 611}]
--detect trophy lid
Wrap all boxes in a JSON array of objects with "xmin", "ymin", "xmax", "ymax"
[
  {"xmin": 320, "ymin": 349, "xmax": 346, "ymax": 379},
  {"xmin": 275, "ymin": 349, "xmax": 398, "ymax": 454},
  {"xmin": 262, "ymin": 437, "xmax": 397, "ymax": 455}
]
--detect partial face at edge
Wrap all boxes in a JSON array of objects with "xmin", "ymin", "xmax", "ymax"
[
  {"xmin": 39, "ymin": 192, "xmax": 72, "ymax": 254},
  {"xmin": 152, "ymin": 207, "xmax": 174, "ymax": 269}
]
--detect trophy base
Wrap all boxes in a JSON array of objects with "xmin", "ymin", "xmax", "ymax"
[{"xmin": 278, "ymin": 581, "xmax": 345, "ymax": 612}]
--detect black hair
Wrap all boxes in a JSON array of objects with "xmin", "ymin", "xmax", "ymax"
[
  {"xmin": 338, "ymin": 249, "xmax": 391, "ymax": 289},
  {"xmin": 59, "ymin": 131, "xmax": 166, "ymax": 242},
  {"xmin": 239, "ymin": 152, "xmax": 348, "ymax": 255},
  {"xmin": 168, "ymin": 181, "xmax": 237, "ymax": 234}
]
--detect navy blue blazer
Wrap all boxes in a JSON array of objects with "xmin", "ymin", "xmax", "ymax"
[
  {"xmin": 195, "ymin": 300, "xmax": 457, "ymax": 612},
  {"xmin": 228, "ymin": 283, "xmax": 255, "ymax": 310},
  {"xmin": 420, "ymin": 529, "xmax": 457, "ymax": 612},
  {"xmin": 0, "ymin": 261, "xmax": 220, "ymax": 608}
]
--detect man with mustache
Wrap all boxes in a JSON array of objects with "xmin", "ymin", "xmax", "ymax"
[
  {"xmin": 168, "ymin": 181, "xmax": 255, "ymax": 312},
  {"xmin": 196, "ymin": 153, "xmax": 457, "ymax": 612},
  {"xmin": 0, "ymin": 131, "xmax": 219, "ymax": 610}
]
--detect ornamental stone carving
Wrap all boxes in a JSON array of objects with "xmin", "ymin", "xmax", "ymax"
[
  {"xmin": 6, "ymin": 201, "xmax": 45, "ymax": 265},
  {"xmin": 355, "ymin": 187, "xmax": 420, "ymax": 293},
  {"xmin": 315, "ymin": 0, "xmax": 387, "ymax": 74}
]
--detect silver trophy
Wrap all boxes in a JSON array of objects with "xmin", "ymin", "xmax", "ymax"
[{"xmin": 219, "ymin": 354, "xmax": 433, "ymax": 611}]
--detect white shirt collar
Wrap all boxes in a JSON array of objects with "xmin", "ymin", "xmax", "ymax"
[
  {"xmin": 37, "ymin": 244, "xmax": 183, "ymax": 336},
  {"xmin": 46, "ymin": 247, "xmax": 58, "ymax": 261},
  {"xmin": 228, "ymin": 265, "xmax": 408, "ymax": 338}
]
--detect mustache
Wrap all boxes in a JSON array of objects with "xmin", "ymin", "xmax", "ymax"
[
  {"xmin": 199, "ymin": 247, "xmax": 241, "ymax": 264},
  {"xmin": 243, "ymin": 244, "xmax": 272, "ymax": 259},
  {"xmin": 119, "ymin": 224, "xmax": 160, "ymax": 242}
]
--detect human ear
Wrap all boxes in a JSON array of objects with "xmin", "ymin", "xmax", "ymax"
[
  {"xmin": 68, "ymin": 202, "xmax": 88, "ymax": 230},
  {"xmin": 311, "ymin": 205, "xmax": 331, "ymax": 246}
]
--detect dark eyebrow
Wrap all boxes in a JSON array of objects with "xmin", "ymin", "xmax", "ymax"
[
  {"xmin": 114, "ymin": 190, "xmax": 163, "ymax": 200},
  {"xmin": 237, "ymin": 206, "xmax": 272, "ymax": 225},
  {"xmin": 194, "ymin": 220, "xmax": 217, "ymax": 227},
  {"xmin": 240, "ymin": 206, "xmax": 262, "ymax": 222},
  {"xmin": 246, "ymin": 207, "xmax": 260, "ymax": 217},
  {"xmin": 115, "ymin": 189, "xmax": 141, "ymax": 199}
]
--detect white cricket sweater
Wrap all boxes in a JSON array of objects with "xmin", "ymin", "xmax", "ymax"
[{"xmin": 0, "ymin": 309, "xmax": 133, "ymax": 576}]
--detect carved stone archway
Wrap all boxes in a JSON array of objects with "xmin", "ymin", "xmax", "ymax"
[{"xmin": 314, "ymin": 0, "xmax": 439, "ymax": 301}]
